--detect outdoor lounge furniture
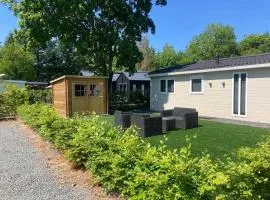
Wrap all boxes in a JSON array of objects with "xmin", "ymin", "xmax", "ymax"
[
  {"xmin": 162, "ymin": 117, "xmax": 175, "ymax": 132},
  {"xmin": 161, "ymin": 107, "xmax": 198, "ymax": 129},
  {"xmin": 131, "ymin": 113, "xmax": 162, "ymax": 137},
  {"xmin": 114, "ymin": 110, "xmax": 132, "ymax": 129}
]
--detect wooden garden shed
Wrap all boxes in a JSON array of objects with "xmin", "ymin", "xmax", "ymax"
[{"xmin": 50, "ymin": 75, "xmax": 108, "ymax": 117}]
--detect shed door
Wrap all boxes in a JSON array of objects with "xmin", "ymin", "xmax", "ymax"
[
  {"xmin": 72, "ymin": 82, "xmax": 90, "ymax": 114},
  {"xmin": 88, "ymin": 81, "xmax": 106, "ymax": 114},
  {"xmin": 72, "ymin": 80, "xmax": 107, "ymax": 115}
]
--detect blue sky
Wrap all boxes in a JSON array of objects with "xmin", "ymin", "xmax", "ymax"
[{"xmin": 1, "ymin": 0, "xmax": 270, "ymax": 51}]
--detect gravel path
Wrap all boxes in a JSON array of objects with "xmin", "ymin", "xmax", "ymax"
[{"xmin": 0, "ymin": 121, "xmax": 93, "ymax": 200}]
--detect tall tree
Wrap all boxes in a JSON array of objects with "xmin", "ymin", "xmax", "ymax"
[
  {"xmin": 0, "ymin": 41, "xmax": 36, "ymax": 81},
  {"xmin": 155, "ymin": 44, "xmax": 192, "ymax": 69},
  {"xmin": 186, "ymin": 23, "xmax": 238, "ymax": 61},
  {"xmin": 1, "ymin": 0, "xmax": 167, "ymax": 77},
  {"xmin": 136, "ymin": 36, "xmax": 156, "ymax": 71},
  {"xmin": 238, "ymin": 33, "xmax": 270, "ymax": 56},
  {"xmin": 155, "ymin": 44, "xmax": 180, "ymax": 68},
  {"xmin": 35, "ymin": 40, "xmax": 84, "ymax": 81}
]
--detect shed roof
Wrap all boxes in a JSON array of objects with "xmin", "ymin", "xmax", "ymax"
[
  {"xmin": 50, "ymin": 75, "xmax": 108, "ymax": 84},
  {"xmin": 149, "ymin": 53, "xmax": 270, "ymax": 75}
]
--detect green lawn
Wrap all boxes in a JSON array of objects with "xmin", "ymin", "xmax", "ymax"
[
  {"xmin": 146, "ymin": 120, "xmax": 270, "ymax": 160},
  {"xmin": 98, "ymin": 115, "xmax": 270, "ymax": 160}
]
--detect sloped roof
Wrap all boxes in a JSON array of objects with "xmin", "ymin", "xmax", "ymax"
[
  {"xmin": 112, "ymin": 73, "xmax": 120, "ymax": 81},
  {"xmin": 123, "ymin": 72, "xmax": 150, "ymax": 81},
  {"xmin": 79, "ymin": 70, "xmax": 95, "ymax": 76},
  {"xmin": 149, "ymin": 53, "xmax": 270, "ymax": 75}
]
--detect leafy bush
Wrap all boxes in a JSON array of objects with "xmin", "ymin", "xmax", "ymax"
[
  {"xmin": 111, "ymin": 91, "xmax": 129, "ymax": 104},
  {"xmin": 0, "ymin": 85, "xmax": 51, "ymax": 118},
  {"xmin": 17, "ymin": 104, "xmax": 270, "ymax": 199}
]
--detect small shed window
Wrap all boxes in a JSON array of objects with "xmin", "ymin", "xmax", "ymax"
[
  {"xmin": 90, "ymin": 84, "xmax": 96, "ymax": 96},
  {"xmin": 90, "ymin": 84, "xmax": 101, "ymax": 96},
  {"xmin": 167, "ymin": 80, "xmax": 174, "ymax": 93},
  {"xmin": 191, "ymin": 77, "xmax": 203, "ymax": 93},
  {"xmin": 74, "ymin": 84, "xmax": 87, "ymax": 96},
  {"xmin": 160, "ymin": 80, "xmax": 166, "ymax": 92}
]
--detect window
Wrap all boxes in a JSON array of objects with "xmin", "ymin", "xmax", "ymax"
[
  {"xmin": 74, "ymin": 84, "xmax": 86, "ymax": 97},
  {"xmin": 90, "ymin": 84, "xmax": 96, "ymax": 96},
  {"xmin": 119, "ymin": 83, "xmax": 127, "ymax": 92},
  {"xmin": 90, "ymin": 84, "xmax": 102, "ymax": 96},
  {"xmin": 141, "ymin": 84, "xmax": 145, "ymax": 95},
  {"xmin": 160, "ymin": 80, "xmax": 166, "ymax": 92},
  {"xmin": 133, "ymin": 84, "xmax": 137, "ymax": 92},
  {"xmin": 233, "ymin": 73, "xmax": 247, "ymax": 116},
  {"xmin": 191, "ymin": 77, "xmax": 203, "ymax": 93},
  {"xmin": 167, "ymin": 80, "xmax": 174, "ymax": 93}
]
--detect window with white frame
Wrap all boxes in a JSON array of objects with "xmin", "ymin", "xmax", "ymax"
[
  {"xmin": 160, "ymin": 79, "xmax": 174, "ymax": 93},
  {"xmin": 160, "ymin": 80, "xmax": 166, "ymax": 92},
  {"xmin": 190, "ymin": 77, "xmax": 203, "ymax": 93},
  {"xmin": 167, "ymin": 80, "xmax": 174, "ymax": 93}
]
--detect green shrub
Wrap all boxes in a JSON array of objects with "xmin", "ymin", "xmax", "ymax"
[
  {"xmin": 0, "ymin": 85, "xmax": 52, "ymax": 118},
  {"xmin": 225, "ymin": 138, "xmax": 270, "ymax": 199},
  {"xmin": 17, "ymin": 104, "xmax": 270, "ymax": 199},
  {"xmin": 52, "ymin": 118, "xmax": 79, "ymax": 151}
]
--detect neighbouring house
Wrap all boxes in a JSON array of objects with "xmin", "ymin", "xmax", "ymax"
[
  {"xmin": 113, "ymin": 72, "xmax": 150, "ymax": 98},
  {"xmin": 0, "ymin": 79, "xmax": 27, "ymax": 93},
  {"xmin": 80, "ymin": 70, "xmax": 150, "ymax": 97},
  {"xmin": 50, "ymin": 75, "xmax": 108, "ymax": 117},
  {"xmin": 26, "ymin": 82, "xmax": 49, "ymax": 89},
  {"xmin": 149, "ymin": 53, "xmax": 270, "ymax": 124}
]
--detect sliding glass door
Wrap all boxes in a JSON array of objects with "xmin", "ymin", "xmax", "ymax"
[{"xmin": 233, "ymin": 73, "xmax": 247, "ymax": 116}]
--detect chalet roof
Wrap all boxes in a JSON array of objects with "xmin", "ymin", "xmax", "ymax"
[{"xmin": 149, "ymin": 53, "xmax": 270, "ymax": 75}]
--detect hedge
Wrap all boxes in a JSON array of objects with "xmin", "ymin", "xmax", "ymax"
[
  {"xmin": 0, "ymin": 85, "xmax": 51, "ymax": 119},
  {"xmin": 17, "ymin": 104, "xmax": 270, "ymax": 200}
]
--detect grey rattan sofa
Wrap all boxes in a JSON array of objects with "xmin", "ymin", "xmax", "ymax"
[
  {"xmin": 114, "ymin": 110, "xmax": 132, "ymax": 129},
  {"xmin": 161, "ymin": 107, "xmax": 198, "ymax": 129},
  {"xmin": 131, "ymin": 113, "xmax": 162, "ymax": 137}
]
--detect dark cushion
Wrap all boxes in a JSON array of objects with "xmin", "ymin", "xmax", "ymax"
[{"xmin": 173, "ymin": 107, "xmax": 196, "ymax": 117}]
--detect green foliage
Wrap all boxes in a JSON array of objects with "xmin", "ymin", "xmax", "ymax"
[
  {"xmin": 238, "ymin": 33, "xmax": 270, "ymax": 56},
  {"xmin": 155, "ymin": 44, "xmax": 192, "ymax": 69},
  {"xmin": 0, "ymin": 85, "xmax": 52, "ymax": 118},
  {"xmin": 187, "ymin": 23, "xmax": 238, "ymax": 61},
  {"xmin": 35, "ymin": 40, "xmax": 84, "ymax": 82},
  {"xmin": 0, "ymin": 40, "xmax": 36, "ymax": 80},
  {"xmin": 17, "ymin": 104, "xmax": 270, "ymax": 199},
  {"xmin": 136, "ymin": 36, "xmax": 156, "ymax": 71},
  {"xmin": 2, "ymin": 0, "xmax": 167, "ymax": 76}
]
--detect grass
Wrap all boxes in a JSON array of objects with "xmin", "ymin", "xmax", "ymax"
[
  {"xmin": 147, "ymin": 120, "xmax": 270, "ymax": 160},
  {"xmin": 97, "ymin": 115, "xmax": 270, "ymax": 160}
]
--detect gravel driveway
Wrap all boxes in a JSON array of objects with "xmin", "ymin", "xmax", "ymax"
[{"xmin": 0, "ymin": 121, "xmax": 93, "ymax": 200}]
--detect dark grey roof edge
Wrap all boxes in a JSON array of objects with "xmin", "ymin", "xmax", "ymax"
[{"xmin": 149, "ymin": 53, "xmax": 270, "ymax": 75}]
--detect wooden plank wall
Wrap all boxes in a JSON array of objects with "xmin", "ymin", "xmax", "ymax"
[{"xmin": 52, "ymin": 79, "xmax": 67, "ymax": 117}]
